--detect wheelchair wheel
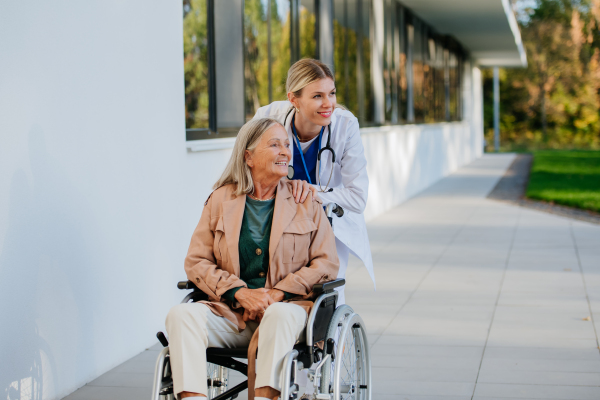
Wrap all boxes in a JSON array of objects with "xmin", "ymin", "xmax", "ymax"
[
  {"xmin": 154, "ymin": 352, "xmax": 229, "ymax": 400},
  {"xmin": 206, "ymin": 362, "xmax": 229, "ymax": 399},
  {"xmin": 320, "ymin": 305, "xmax": 371, "ymax": 400}
]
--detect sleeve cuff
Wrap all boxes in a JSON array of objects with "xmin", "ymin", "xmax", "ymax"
[
  {"xmin": 222, "ymin": 287, "xmax": 243, "ymax": 303},
  {"xmin": 283, "ymin": 291, "xmax": 296, "ymax": 301}
]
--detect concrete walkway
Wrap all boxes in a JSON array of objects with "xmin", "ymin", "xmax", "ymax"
[{"xmin": 64, "ymin": 154, "xmax": 600, "ymax": 400}]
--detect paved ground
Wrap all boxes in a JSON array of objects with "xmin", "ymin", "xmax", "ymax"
[{"xmin": 64, "ymin": 154, "xmax": 600, "ymax": 400}]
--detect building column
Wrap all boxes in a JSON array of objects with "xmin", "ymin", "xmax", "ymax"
[{"xmin": 214, "ymin": 0, "xmax": 245, "ymax": 128}]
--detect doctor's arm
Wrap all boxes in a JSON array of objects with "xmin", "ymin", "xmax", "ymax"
[{"xmin": 315, "ymin": 120, "xmax": 369, "ymax": 214}]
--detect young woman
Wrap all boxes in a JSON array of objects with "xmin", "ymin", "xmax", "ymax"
[{"xmin": 254, "ymin": 59, "xmax": 374, "ymax": 304}]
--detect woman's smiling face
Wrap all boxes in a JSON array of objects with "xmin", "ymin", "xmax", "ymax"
[
  {"xmin": 245, "ymin": 124, "xmax": 291, "ymax": 183},
  {"xmin": 293, "ymin": 78, "xmax": 337, "ymax": 126}
]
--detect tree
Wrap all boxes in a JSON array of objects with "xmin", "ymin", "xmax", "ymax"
[{"xmin": 484, "ymin": 0, "xmax": 600, "ymax": 150}]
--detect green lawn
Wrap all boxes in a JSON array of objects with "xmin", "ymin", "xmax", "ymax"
[{"xmin": 526, "ymin": 150, "xmax": 600, "ymax": 213}]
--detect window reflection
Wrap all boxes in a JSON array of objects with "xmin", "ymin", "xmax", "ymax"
[
  {"xmin": 244, "ymin": 0, "xmax": 269, "ymax": 119},
  {"xmin": 184, "ymin": 0, "xmax": 464, "ymax": 137},
  {"xmin": 404, "ymin": 12, "xmax": 464, "ymax": 124},
  {"xmin": 360, "ymin": 0, "xmax": 373, "ymax": 123},
  {"xmin": 300, "ymin": 0, "xmax": 317, "ymax": 59},
  {"xmin": 412, "ymin": 18, "xmax": 425, "ymax": 123},
  {"xmin": 183, "ymin": 0, "xmax": 209, "ymax": 129},
  {"xmin": 449, "ymin": 51, "xmax": 460, "ymax": 121},
  {"xmin": 334, "ymin": 0, "xmax": 357, "ymax": 116},
  {"xmin": 244, "ymin": 0, "xmax": 317, "ymax": 121},
  {"xmin": 334, "ymin": 0, "xmax": 375, "ymax": 123},
  {"xmin": 397, "ymin": 4, "xmax": 407, "ymax": 123}
]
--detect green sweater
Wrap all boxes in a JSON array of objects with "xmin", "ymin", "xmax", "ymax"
[{"xmin": 222, "ymin": 197, "xmax": 294, "ymax": 302}]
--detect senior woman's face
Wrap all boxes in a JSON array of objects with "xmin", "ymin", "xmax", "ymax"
[{"xmin": 246, "ymin": 125, "xmax": 291, "ymax": 180}]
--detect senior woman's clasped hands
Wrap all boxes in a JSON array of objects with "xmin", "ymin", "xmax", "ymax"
[{"xmin": 235, "ymin": 287, "xmax": 281, "ymax": 322}]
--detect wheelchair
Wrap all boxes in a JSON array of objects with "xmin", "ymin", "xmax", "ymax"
[{"xmin": 151, "ymin": 204, "xmax": 371, "ymax": 400}]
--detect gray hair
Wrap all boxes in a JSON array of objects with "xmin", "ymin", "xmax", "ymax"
[{"xmin": 213, "ymin": 118, "xmax": 283, "ymax": 196}]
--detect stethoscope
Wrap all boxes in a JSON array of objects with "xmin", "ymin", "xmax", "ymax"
[{"xmin": 283, "ymin": 107, "xmax": 336, "ymax": 193}]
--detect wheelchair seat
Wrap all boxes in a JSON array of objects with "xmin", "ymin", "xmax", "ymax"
[{"xmin": 205, "ymin": 347, "xmax": 249, "ymax": 359}]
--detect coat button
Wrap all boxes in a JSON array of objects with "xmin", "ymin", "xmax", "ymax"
[
  {"xmin": 258, "ymin": 272, "xmax": 266, "ymax": 278},
  {"xmin": 256, "ymin": 248, "xmax": 262, "ymax": 255}
]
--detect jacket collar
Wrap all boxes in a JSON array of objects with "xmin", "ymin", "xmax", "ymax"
[
  {"xmin": 221, "ymin": 192, "xmax": 246, "ymax": 276},
  {"xmin": 221, "ymin": 180, "xmax": 295, "ymax": 275},
  {"xmin": 269, "ymin": 180, "xmax": 295, "ymax": 263}
]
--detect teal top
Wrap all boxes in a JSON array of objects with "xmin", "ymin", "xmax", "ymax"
[
  {"xmin": 245, "ymin": 197, "xmax": 275, "ymax": 242},
  {"xmin": 222, "ymin": 197, "xmax": 295, "ymax": 302}
]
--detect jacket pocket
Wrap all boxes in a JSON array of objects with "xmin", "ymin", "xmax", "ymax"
[
  {"xmin": 214, "ymin": 217, "xmax": 228, "ymax": 264},
  {"xmin": 282, "ymin": 219, "xmax": 317, "ymax": 264}
]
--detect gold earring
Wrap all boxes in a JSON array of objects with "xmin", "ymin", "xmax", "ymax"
[{"xmin": 296, "ymin": 108, "xmax": 300, "ymax": 113}]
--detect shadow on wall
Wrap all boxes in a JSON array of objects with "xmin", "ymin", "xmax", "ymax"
[{"xmin": 0, "ymin": 127, "xmax": 99, "ymax": 400}]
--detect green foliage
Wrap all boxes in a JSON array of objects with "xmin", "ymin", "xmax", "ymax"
[
  {"xmin": 183, "ymin": 0, "xmax": 209, "ymax": 129},
  {"xmin": 526, "ymin": 150, "xmax": 600, "ymax": 212},
  {"xmin": 484, "ymin": 0, "xmax": 600, "ymax": 151},
  {"xmin": 333, "ymin": 19, "xmax": 358, "ymax": 115},
  {"xmin": 243, "ymin": 1, "xmax": 317, "ymax": 120}
]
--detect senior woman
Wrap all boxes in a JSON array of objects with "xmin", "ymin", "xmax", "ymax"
[{"xmin": 165, "ymin": 117, "xmax": 339, "ymax": 400}]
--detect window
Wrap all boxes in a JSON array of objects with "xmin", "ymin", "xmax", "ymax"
[
  {"xmin": 183, "ymin": 0, "xmax": 211, "ymax": 131},
  {"xmin": 447, "ymin": 40, "xmax": 463, "ymax": 121},
  {"xmin": 184, "ymin": 0, "xmax": 318, "ymax": 141},
  {"xmin": 383, "ymin": 0, "xmax": 408, "ymax": 124},
  {"xmin": 182, "ymin": 0, "xmax": 466, "ymax": 141},
  {"xmin": 333, "ymin": 0, "xmax": 359, "ymax": 117},
  {"xmin": 359, "ymin": 0, "xmax": 374, "ymax": 124},
  {"xmin": 244, "ymin": 0, "xmax": 318, "ymax": 121},
  {"xmin": 397, "ymin": 5, "xmax": 464, "ymax": 124},
  {"xmin": 411, "ymin": 17, "xmax": 425, "ymax": 123},
  {"xmin": 299, "ymin": 0, "xmax": 318, "ymax": 59},
  {"xmin": 333, "ymin": 0, "xmax": 374, "ymax": 125}
]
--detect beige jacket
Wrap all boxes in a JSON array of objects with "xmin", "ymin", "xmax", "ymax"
[{"xmin": 184, "ymin": 180, "xmax": 340, "ymax": 331}]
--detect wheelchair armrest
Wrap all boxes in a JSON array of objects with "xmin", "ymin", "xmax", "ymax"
[
  {"xmin": 312, "ymin": 278, "xmax": 345, "ymax": 297},
  {"xmin": 305, "ymin": 279, "xmax": 345, "ymax": 353},
  {"xmin": 178, "ymin": 280, "xmax": 210, "ymax": 303},
  {"xmin": 177, "ymin": 280, "xmax": 196, "ymax": 290}
]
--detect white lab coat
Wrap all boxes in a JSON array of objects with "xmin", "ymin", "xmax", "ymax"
[{"xmin": 254, "ymin": 101, "xmax": 375, "ymax": 289}]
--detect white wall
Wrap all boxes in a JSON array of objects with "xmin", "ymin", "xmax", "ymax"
[
  {"xmin": 363, "ymin": 121, "xmax": 481, "ymax": 221},
  {"xmin": 0, "ymin": 1, "xmax": 483, "ymax": 399},
  {"xmin": 0, "ymin": 1, "xmax": 231, "ymax": 399}
]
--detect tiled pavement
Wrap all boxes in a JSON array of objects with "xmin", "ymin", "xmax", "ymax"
[{"xmin": 64, "ymin": 154, "xmax": 600, "ymax": 400}]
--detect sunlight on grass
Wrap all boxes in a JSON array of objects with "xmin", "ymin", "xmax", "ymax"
[{"xmin": 526, "ymin": 150, "xmax": 600, "ymax": 213}]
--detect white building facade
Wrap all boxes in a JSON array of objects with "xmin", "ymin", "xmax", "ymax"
[{"xmin": 0, "ymin": 1, "xmax": 525, "ymax": 399}]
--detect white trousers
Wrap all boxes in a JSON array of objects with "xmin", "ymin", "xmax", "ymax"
[{"xmin": 165, "ymin": 302, "xmax": 307, "ymax": 396}]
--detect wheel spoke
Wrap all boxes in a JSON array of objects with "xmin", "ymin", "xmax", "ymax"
[{"xmin": 338, "ymin": 328, "xmax": 361, "ymax": 399}]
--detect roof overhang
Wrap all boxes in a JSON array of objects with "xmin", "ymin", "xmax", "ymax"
[{"xmin": 400, "ymin": 0, "xmax": 527, "ymax": 67}]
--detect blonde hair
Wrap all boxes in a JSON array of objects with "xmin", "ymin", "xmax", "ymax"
[
  {"xmin": 286, "ymin": 58, "xmax": 345, "ymax": 109},
  {"xmin": 286, "ymin": 58, "xmax": 335, "ymax": 97},
  {"xmin": 213, "ymin": 118, "xmax": 283, "ymax": 196}
]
